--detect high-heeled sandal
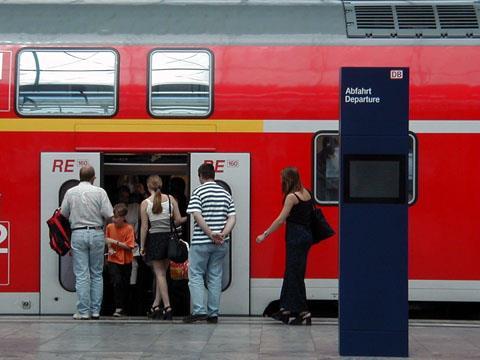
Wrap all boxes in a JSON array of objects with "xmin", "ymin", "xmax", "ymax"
[
  {"xmin": 147, "ymin": 305, "xmax": 162, "ymax": 319},
  {"xmin": 271, "ymin": 309, "xmax": 290, "ymax": 324},
  {"xmin": 289, "ymin": 311, "xmax": 312, "ymax": 326},
  {"xmin": 163, "ymin": 306, "xmax": 173, "ymax": 320}
]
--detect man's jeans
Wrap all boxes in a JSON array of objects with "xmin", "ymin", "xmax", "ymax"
[
  {"xmin": 71, "ymin": 229, "xmax": 105, "ymax": 315},
  {"xmin": 188, "ymin": 242, "xmax": 228, "ymax": 317}
]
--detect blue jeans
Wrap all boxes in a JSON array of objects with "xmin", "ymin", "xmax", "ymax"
[
  {"xmin": 71, "ymin": 229, "xmax": 105, "ymax": 315},
  {"xmin": 188, "ymin": 242, "xmax": 228, "ymax": 317}
]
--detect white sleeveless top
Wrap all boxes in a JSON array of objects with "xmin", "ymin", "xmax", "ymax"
[{"xmin": 146, "ymin": 198, "xmax": 171, "ymax": 233}]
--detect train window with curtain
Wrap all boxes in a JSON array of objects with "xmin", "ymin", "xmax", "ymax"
[
  {"xmin": 149, "ymin": 49, "xmax": 213, "ymax": 117},
  {"xmin": 313, "ymin": 132, "xmax": 417, "ymax": 205},
  {"xmin": 16, "ymin": 49, "xmax": 118, "ymax": 116}
]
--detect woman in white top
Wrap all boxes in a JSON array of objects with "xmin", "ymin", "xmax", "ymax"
[{"xmin": 140, "ymin": 175, "xmax": 186, "ymax": 320}]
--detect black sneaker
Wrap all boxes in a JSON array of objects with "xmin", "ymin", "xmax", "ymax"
[
  {"xmin": 206, "ymin": 316, "xmax": 218, "ymax": 324},
  {"xmin": 182, "ymin": 314, "xmax": 207, "ymax": 323}
]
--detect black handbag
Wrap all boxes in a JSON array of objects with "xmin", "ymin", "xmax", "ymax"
[
  {"xmin": 310, "ymin": 198, "xmax": 335, "ymax": 244},
  {"xmin": 167, "ymin": 196, "xmax": 189, "ymax": 263}
]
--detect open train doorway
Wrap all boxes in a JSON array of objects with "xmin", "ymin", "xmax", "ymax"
[
  {"xmin": 102, "ymin": 153, "xmax": 190, "ymax": 317},
  {"xmin": 40, "ymin": 152, "xmax": 250, "ymax": 315}
]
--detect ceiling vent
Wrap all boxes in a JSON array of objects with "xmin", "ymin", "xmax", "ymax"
[
  {"xmin": 396, "ymin": 5, "xmax": 436, "ymax": 29},
  {"xmin": 437, "ymin": 5, "xmax": 479, "ymax": 29},
  {"xmin": 355, "ymin": 6, "xmax": 395, "ymax": 29},
  {"xmin": 344, "ymin": 1, "xmax": 480, "ymax": 38}
]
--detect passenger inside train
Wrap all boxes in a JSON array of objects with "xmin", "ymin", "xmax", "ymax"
[{"xmin": 100, "ymin": 154, "xmax": 191, "ymax": 317}]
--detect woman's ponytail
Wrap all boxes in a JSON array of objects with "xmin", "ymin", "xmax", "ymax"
[
  {"xmin": 152, "ymin": 188, "xmax": 163, "ymax": 214},
  {"xmin": 146, "ymin": 175, "xmax": 163, "ymax": 214}
]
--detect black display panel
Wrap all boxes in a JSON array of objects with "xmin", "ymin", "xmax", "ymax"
[{"xmin": 344, "ymin": 154, "xmax": 406, "ymax": 204}]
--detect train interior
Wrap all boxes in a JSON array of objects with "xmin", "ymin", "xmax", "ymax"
[{"xmin": 102, "ymin": 153, "xmax": 191, "ymax": 316}]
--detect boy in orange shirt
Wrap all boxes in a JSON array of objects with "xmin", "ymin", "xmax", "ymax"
[{"xmin": 106, "ymin": 203, "xmax": 136, "ymax": 317}]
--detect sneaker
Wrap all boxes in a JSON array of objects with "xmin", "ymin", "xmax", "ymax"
[
  {"xmin": 91, "ymin": 313, "xmax": 100, "ymax": 320},
  {"xmin": 182, "ymin": 314, "xmax": 207, "ymax": 323},
  {"xmin": 113, "ymin": 309, "xmax": 124, "ymax": 317},
  {"xmin": 206, "ymin": 316, "xmax": 218, "ymax": 324},
  {"xmin": 73, "ymin": 313, "xmax": 90, "ymax": 320}
]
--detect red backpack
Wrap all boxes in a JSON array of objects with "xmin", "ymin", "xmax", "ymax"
[{"xmin": 46, "ymin": 209, "xmax": 71, "ymax": 256}]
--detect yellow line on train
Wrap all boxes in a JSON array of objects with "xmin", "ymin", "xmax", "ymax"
[{"xmin": 0, "ymin": 119, "xmax": 264, "ymax": 133}]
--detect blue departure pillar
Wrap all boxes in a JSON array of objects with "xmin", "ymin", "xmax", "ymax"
[{"xmin": 339, "ymin": 67, "xmax": 409, "ymax": 357}]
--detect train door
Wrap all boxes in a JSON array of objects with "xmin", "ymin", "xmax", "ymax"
[
  {"xmin": 102, "ymin": 153, "xmax": 190, "ymax": 316},
  {"xmin": 190, "ymin": 153, "xmax": 250, "ymax": 315},
  {"xmin": 40, "ymin": 152, "xmax": 101, "ymax": 314}
]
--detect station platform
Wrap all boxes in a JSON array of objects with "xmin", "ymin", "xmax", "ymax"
[{"xmin": 1, "ymin": 316, "xmax": 480, "ymax": 359}]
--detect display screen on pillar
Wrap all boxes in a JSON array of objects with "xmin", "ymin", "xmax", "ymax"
[{"xmin": 344, "ymin": 154, "xmax": 406, "ymax": 204}]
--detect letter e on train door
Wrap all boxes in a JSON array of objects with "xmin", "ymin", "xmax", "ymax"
[
  {"xmin": 190, "ymin": 153, "xmax": 250, "ymax": 315},
  {"xmin": 40, "ymin": 153, "xmax": 101, "ymax": 314}
]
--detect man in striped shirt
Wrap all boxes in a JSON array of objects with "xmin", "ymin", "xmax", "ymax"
[{"xmin": 183, "ymin": 163, "xmax": 236, "ymax": 323}]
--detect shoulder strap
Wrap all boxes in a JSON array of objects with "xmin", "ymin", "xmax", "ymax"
[
  {"xmin": 307, "ymin": 189, "xmax": 316, "ymax": 208},
  {"xmin": 294, "ymin": 191, "xmax": 313, "ymax": 203},
  {"xmin": 168, "ymin": 196, "xmax": 173, "ymax": 233},
  {"xmin": 168, "ymin": 196, "xmax": 179, "ymax": 236},
  {"xmin": 167, "ymin": 195, "xmax": 172, "ymax": 212}
]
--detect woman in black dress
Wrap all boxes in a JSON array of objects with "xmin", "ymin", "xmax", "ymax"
[
  {"xmin": 139, "ymin": 175, "xmax": 186, "ymax": 319},
  {"xmin": 256, "ymin": 167, "xmax": 313, "ymax": 325}
]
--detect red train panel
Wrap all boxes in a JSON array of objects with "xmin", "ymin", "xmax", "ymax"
[{"xmin": 1, "ymin": 44, "xmax": 479, "ymax": 302}]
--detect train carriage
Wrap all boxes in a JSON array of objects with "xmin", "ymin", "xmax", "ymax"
[{"xmin": 1, "ymin": 0, "xmax": 480, "ymax": 315}]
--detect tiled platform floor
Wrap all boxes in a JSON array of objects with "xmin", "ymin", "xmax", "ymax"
[{"xmin": 1, "ymin": 316, "xmax": 480, "ymax": 359}]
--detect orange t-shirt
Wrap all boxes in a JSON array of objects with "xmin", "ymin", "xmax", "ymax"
[{"xmin": 106, "ymin": 223, "xmax": 135, "ymax": 265}]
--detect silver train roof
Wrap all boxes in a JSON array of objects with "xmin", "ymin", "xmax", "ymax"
[{"xmin": 0, "ymin": 1, "xmax": 478, "ymax": 45}]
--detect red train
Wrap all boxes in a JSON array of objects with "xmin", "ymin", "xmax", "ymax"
[{"xmin": 1, "ymin": 1, "xmax": 480, "ymax": 315}]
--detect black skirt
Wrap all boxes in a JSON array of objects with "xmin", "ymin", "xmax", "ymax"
[{"xmin": 145, "ymin": 232, "xmax": 170, "ymax": 262}]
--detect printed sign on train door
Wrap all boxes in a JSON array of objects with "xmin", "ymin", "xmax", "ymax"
[
  {"xmin": 0, "ymin": 51, "xmax": 12, "ymax": 112},
  {"xmin": 0, "ymin": 221, "xmax": 10, "ymax": 285}
]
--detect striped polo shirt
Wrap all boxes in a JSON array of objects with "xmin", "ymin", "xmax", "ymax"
[{"xmin": 187, "ymin": 181, "xmax": 236, "ymax": 245}]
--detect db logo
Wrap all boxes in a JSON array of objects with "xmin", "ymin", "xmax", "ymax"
[
  {"xmin": 390, "ymin": 70, "xmax": 403, "ymax": 79},
  {"xmin": 0, "ymin": 221, "xmax": 10, "ymax": 286}
]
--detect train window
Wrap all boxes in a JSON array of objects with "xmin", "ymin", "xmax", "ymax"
[
  {"xmin": 313, "ymin": 132, "xmax": 417, "ymax": 205},
  {"xmin": 16, "ymin": 49, "xmax": 118, "ymax": 116},
  {"xmin": 149, "ymin": 50, "xmax": 213, "ymax": 117}
]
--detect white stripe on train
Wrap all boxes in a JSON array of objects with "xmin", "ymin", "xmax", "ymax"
[{"xmin": 264, "ymin": 120, "xmax": 480, "ymax": 134}]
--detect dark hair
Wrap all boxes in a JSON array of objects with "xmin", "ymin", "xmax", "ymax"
[
  {"xmin": 79, "ymin": 166, "xmax": 95, "ymax": 182},
  {"xmin": 198, "ymin": 163, "xmax": 215, "ymax": 180},
  {"xmin": 169, "ymin": 177, "xmax": 186, "ymax": 197},
  {"xmin": 113, "ymin": 203, "xmax": 128, "ymax": 217},
  {"xmin": 281, "ymin": 167, "xmax": 303, "ymax": 195}
]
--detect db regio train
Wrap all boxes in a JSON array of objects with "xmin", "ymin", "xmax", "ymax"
[{"xmin": 1, "ymin": 0, "xmax": 480, "ymax": 315}]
